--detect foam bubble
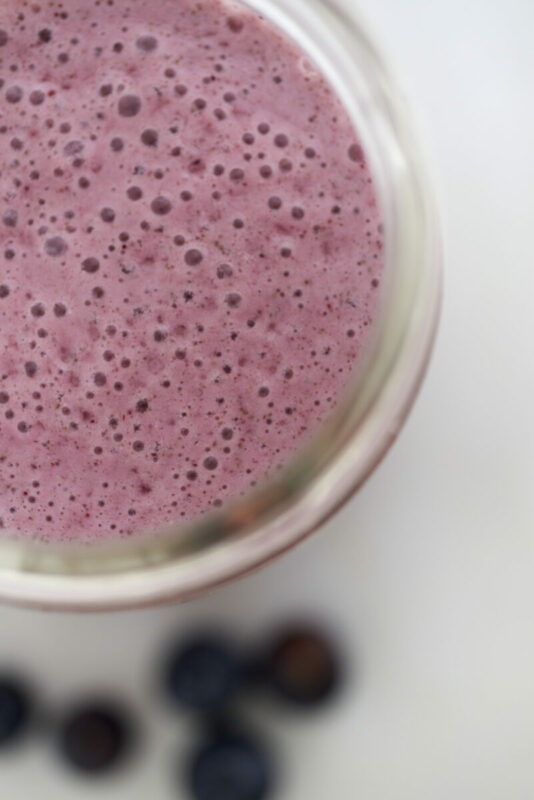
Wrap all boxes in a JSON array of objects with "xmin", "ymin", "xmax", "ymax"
[
  {"xmin": 229, "ymin": 168, "xmax": 245, "ymax": 183},
  {"xmin": 184, "ymin": 249, "xmax": 203, "ymax": 266},
  {"xmin": 118, "ymin": 94, "xmax": 142, "ymax": 117},
  {"xmin": 140, "ymin": 128, "xmax": 158, "ymax": 147},
  {"xmin": 110, "ymin": 136, "xmax": 124, "ymax": 152},
  {"xmin": 30, "ymin": 302, "xmax": 45, "ymax": 317},
  {"xmin": 44, "ymin": 236, "xmax": 68, "ymax": 257},
  {"xmin": 29, "ymin": 89, "xmax": 45, "ymax": 105},
  {"xmin": 24, "ymin": 361, "xmax": 38, "ymax": 377},
  {"xmin": 94, "ymin": 372, "xmax": 107, "ymax": 386},
  {"xmin": 82, "ymin": 257, "xmax": 100, "ymax": 273},
  {"xmin": 151, "ymin": 196, "xmax": 172, "ymax": 215},
  {"xmin": 2, "ymin": 209, "xmax": 18, "ymax": 227},
  {"xmin": 6, "ymin": 85, "xmax": 23, "ymax": 103},
  {"xmin": 100, "ymin": 207, "xmax": 116, "ymax": 222},
  {"xmin": 127, "ymin": 186, "xmax": 143, "ymax": 201},
  {"xmin": 225, "ymin": 292, "xmax": 242, "ymax": 308},
  {"xmin": 348, "ymin": 143, "xmax": 363, "ymax": 162},
  {"xmin": 216, "ymin": 263, "xmax": 233, "ymax": 279},
  {"xmin": 53, "ymin": 302, "xmax": 67, "ymax": 317},
  {"xmin": 64, "ymin": 140, "xmax": 84, "ymax": 156},
  {"xmin": 136, "ymin": 35, "xmax": 158, "ymax": 52},
  {"xmin": 227, "ymin": 16, "xmax": 244, "ymax": 33}
]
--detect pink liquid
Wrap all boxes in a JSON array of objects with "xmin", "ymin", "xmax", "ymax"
[{"xmin": 0, "ymin": 0, "xmax": 383, "ymax": 542}]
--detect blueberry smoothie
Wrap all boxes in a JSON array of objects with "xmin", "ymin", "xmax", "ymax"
[{"xmin": 0, "ymin": 0, "xmax": 383, "ymax": 542}]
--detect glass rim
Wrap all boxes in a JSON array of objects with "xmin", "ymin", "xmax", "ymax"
[{"xmin": 0, "ymin": 0, "xmax": 442, "ymax": 610}]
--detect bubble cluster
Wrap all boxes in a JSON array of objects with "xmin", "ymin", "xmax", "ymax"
[{"xmin": 0, "ymin": 0, "xmax": 383, "ymax": 543}]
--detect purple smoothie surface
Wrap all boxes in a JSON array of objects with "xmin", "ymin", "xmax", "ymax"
[{"xmin": 0, "ymin": 0, "xmax": 383, "ymax": 543}]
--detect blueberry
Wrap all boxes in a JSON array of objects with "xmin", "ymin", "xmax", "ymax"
[
  {"xmin": 188, "ymin": 731, "xmax": 273, "ymax": 800},
  {"xmin": 263, "ymin": 627, "xmax": 341, "ymax": 707},
  {"xmin": 165, "ymin": 637, "xmax": 241, "ymax": 711},
  {"xmin": 58, "ymin": 703, "xmax": 130, "ymax": 773},
  {"xmin": 0, "ymin": 678, "xmax": 30, "ymax": 745}
]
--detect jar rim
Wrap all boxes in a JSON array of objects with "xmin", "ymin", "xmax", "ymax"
[{"xmin": 0, "ymin": 0, "xmax": 442, "ymax": 610}]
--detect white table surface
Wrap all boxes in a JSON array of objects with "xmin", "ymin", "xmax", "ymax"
[{"xmin": 1, "ymin": 1, "xmax": 533, "ymax": 798}]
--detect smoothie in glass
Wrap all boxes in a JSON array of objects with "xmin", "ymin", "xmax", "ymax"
[{"xmin": 0, "ymin": 0, "xmax": 383, "ymax": 542}]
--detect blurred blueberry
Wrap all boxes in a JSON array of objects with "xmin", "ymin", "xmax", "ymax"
[
  {"xmin": 58, "ymin": 703, "xmax": 130, "ymax": 774},
  {"xmin": 188, "ymin": 730, "xmax": 273, "ymax": 800},
  {"xmin": 165, "ymin": 637, "xmax": 241, "ymax": 711},
  {"xmin": 0, "ymin": 678, "xmax": 30, "ymax": 746},
  {"xmin": 263, "ymin": 626, "xmax": 341, "ymax": 707},
  {"xmin": 241, "ymin": 655, "xmax": 267, "ymax": 687}
]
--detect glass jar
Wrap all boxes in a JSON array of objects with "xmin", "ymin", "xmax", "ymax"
[{"xmin": 0, "ymin": 0, "xmax": 442, "ymax": 610}]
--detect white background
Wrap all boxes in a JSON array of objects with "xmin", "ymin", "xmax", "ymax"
[{"xmin": 1, "ymin": 0, "xmax": 533, "ymax": 798}]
